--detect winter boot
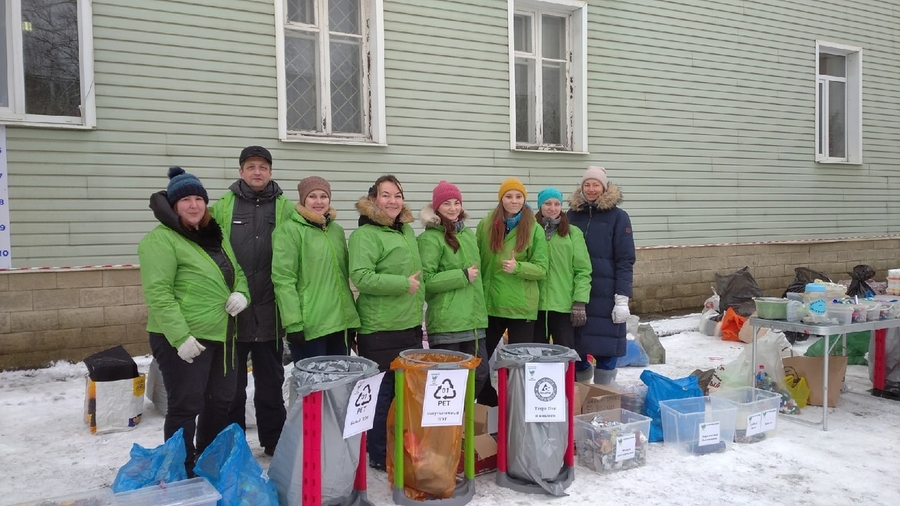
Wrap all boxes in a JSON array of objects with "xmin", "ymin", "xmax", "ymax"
[
  {"xmin": 593, "ymin": 368, "xmax": 618, "ymax": 386},
  {"xmin": 575, "ymin": 363, "xmax": 595, "ymax": 384}
]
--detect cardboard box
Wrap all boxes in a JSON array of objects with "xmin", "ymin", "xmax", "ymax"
[
  {"xmin": 458, "ymin": 403, "xmax": 499, "ymax": 476},
  {"xmin": 575, "ymin": 383, "xmax": 622, "ymax": 414}
]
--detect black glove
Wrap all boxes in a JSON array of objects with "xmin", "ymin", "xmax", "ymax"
[{"xmin": 571, "ymin": 303, "xmax": 587, "ymax": 327}]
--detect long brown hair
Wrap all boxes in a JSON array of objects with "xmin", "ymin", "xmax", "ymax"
[
  {"xmin": 534, "ymin": 210, "xmax": 570, "ymax": 238},
  {"xmin": 175, "ymin": 207, "xmax": 212, "ymax": 230},
  {"xmin": 488, "ymin": 203, "xmax": 535, "ymax": 253},
  {"xmin": 437, "ymin": 211, "xmax": 461, "ymax": 253}
]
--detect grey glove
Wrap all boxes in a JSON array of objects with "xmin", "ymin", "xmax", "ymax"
[{"xmin": 571, "ymin": 303, "xmax": 587, "ymax": 327}]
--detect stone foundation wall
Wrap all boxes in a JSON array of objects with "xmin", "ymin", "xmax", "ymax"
[{"xmin": 2, "ymin": 237, "xmax": 898, "ymax": 370}]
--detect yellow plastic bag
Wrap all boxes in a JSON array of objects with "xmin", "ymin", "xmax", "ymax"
[{"xmin": 784, "ymin": 373, "xmax": 810, "ymax": 409}]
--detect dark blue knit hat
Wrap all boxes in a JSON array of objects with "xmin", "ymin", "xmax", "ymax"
[{"xmin": 166, "ymin": 166, "xmax": 208, "ymax": 205}]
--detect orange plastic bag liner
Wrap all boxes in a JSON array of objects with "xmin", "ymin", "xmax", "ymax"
[
  {"xmin": 387, "ymin": 351, "xmax": 480, "ymax": 501},
  {"xmin": 720, "ymin": 307, "xmax": 747, "ymax": 342}
]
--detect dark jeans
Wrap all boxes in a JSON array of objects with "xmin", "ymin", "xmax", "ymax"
[
  {"xmin": 287, "ymin": 330, "xmax": 350, "ymax": 364},
  {"xmin": 477, "ymin": 316, "xmax": 536, "ymax": 406},
  {"xmin": 533, "ymin": 310, "xmax": 576, "ymax": 349},
  {"xmin": 149, "ymin": 333, "xmax": 236, "ymax": 468},
  {"xmin": 356, "ymin": 327, "xmax": 423, "ymax": 467},
  {"xmin": 227, "ymin": 340, "xmax": 286, "ymax": 449},
  {"xmin": 431, "ymin": 338, "xmax": 490, "ymax": 405}
]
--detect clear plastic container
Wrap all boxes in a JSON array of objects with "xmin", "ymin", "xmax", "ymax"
[
  {"xmin": 575, "ymin": 409, "xmax": 651, "ymax": 474},
  {"xmin": 710, "ymin": 387, "xmax": 781, "ymax": 443},
  {"xmin": 113, "ymin": 478, "xmax": 221, "ymax": 506},
  {"xmin": 826, "ymin": 304, "xmax": 853, "ymax": 325},
  {"xmin": 803, "ymin": 283, "xmax": 828, "ymax": 323},
  {"xmin": 659, "ymin": 396, "xmax": 737, "ymax": 455}
]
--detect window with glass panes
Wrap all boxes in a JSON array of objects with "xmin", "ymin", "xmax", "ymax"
[
  {"xmin": 283, "ymin": 0, "xmax": 368, "ymax": 138},
  {"xmin": 817, "ymin": 53, "xmax": 846, "ymax": 160},
  {"xmin": 514, "ymin": 9, "xmax": 571, "ymax": 149}
]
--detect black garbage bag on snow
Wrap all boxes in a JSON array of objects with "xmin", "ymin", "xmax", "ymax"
[
  {"xmin": 716, "ymin": 267, "xmax": 763, "ymax": 317},
  {"xmin": 846, "ymin": 264, "xmax": 876, "ymax": 298},
  {"xmin": 781, "ymin": 267, "xmax": 832, "ymax": 296}
]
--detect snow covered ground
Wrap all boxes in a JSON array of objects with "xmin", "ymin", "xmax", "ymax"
[{"xmin": 2, "ymin": 313, "xmax": 899, "ymax": 505}]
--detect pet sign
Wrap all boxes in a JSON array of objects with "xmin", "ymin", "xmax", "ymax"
[
  {"xmin": 421, "ymin": 369, "xmax": 468, "ymax": 427},
  {"xmin": 0, "ymin": 126, "xmax": 11, "ymax": 268},
  {"xmin": 524, "ymin": 362, "xmax": 566, "ymax": 422},
  {"xmin": 343, "ymin": 372, "xmax": 385, "ymax": 439}
]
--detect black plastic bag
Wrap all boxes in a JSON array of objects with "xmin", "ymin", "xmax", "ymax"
[
  {"xmin": 782, "ymin": 267, "xmax": 832, "ymax": 296},
  {"xmin": 846, "ymin": 264, "xmax": 876, "ymax": 298},
  {"xmin": 716, "ymin": 267, "xmax": 762, "ymax": 317}
]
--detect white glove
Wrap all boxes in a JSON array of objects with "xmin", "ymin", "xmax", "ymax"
[
  {"xmin": 225, "ymin": 292, "xmax": 248, "ymax": 316},
  {"xmin": 611, "ymin": 294, "xmax": 630, "ymax": 324},
  {"xmin": 177, "ymin": 336, "xmax": 206, "ymax": 363}
]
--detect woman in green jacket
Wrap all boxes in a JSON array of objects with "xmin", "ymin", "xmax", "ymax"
[
  {"xmin": 348, "ymin": 174, "xmax": 424, "ymax": 470},
  {"xmin": 138, "ymin": 167, "xmax": 250, "ymax": 475},
  {"xmin": 418, "ymin": 181, "xmax": 489, "ymax": 398},
  {"xmin": 475, "ymin": 177, "xmax": 548, "ymax": 405},
  {"xmin": 272, "ymin": 176, "xmax": 360, "ymax": 363},
  {"xmin": 532, "ymin": 187, "xmax": 592, "ymax": 349}
]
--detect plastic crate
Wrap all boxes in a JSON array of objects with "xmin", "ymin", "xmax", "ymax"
[
  {"xmin": 659, "ymin": 396, "xmax": 737, "ymax": 455},
  {"xmin": 17, "ymin": 488, "xmax": 117, "ymax": 505},
  {"xmin": 113, "ymin": 478, "xmax": 221, "ymax": 506},
  {"xmin": 574, "ymin": 408, "xmax": 651, "ymax": 474},
  {"xmin": 711, "ymin": 387, "xmax": 781, "ymax": 443}
]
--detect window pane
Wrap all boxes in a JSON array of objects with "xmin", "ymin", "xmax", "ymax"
[
  {"xmin": 515, "ymin": 59, "xmax": 534, "ymax": 143},
  {"xmin": 287, "ymin": 0, "xmax": 315, "ymax": 24},
  {"xmin": 285, "ymin": 33, "xmax": 319, "ymax": 131},
  {"xmin": 330, "ymin": 37, "xmax": 362, "ymax": 133},
  {"xmin": 817, "ymin": 81, "xmax": 825, "ymax": 156},
  {"xmin": 22, "ymin": 0, "xmax": 81, "ymax": 117},
  {"xmin": 541, "ymin": 15, "xmax": 566, "ymax": 60},
  {"xmin": 329, "ymin": 0, "xmax": 360, "ymax": 35},
  {"xmin": 819, "ymin": 53, "xmax": 845, "ymax": 78},
  {"xmin": 542, "ymin": 62, "xmax": 566, "ymax": 145},
  {"xmin": 514, "ymin": 14, "xmax": 532, "ymax": 53},
  {"xmin": 0, "ymin": 6, "xmax": 7, "ymax": 108},
  {"xmin": 828, "ymin": 81, "xmax": 846, "ymax": 158}
]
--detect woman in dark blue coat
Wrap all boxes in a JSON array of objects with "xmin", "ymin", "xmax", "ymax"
[{"xmin": 566, "ymin": 166, "xmax": 636, "ymax": 384}]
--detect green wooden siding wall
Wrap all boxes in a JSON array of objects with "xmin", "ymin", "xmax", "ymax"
[{"xmin": 4, "ymin": 0, "xmax": 900, "ymax": 267}]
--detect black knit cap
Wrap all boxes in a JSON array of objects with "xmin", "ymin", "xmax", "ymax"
[
  {"xmin": 166, "ymin": 166, "xmax": 208, "ymax": 205},
  {"xmin": 239, "ymin": 145, "xmax": 273, "ymax": 166}
]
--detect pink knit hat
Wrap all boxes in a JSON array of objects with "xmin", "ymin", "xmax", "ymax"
[
  {"xmin": 582, "ymin": 166, "xmax": 608, "ymax": 189},
  {"xmin": 431, "ymin": 180, "xmax": 462, "ymax": 209}
]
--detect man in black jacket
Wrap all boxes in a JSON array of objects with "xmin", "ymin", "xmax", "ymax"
[{"xmin": 210, "ymin": 146, "xmax": 294, "ymax": 456}]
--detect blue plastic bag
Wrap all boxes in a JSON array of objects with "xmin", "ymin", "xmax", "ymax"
[
  {"xmin": 111, "ymin": 428, "xmax": 187, "ymax": 492},
  {"xmin": 616, "ymin": 339, "xmax": 650, "ymax": 367},
  {"xmin": 640, "ymin": 370, "xmax": 702, "ymax": 442},
  {"xmin": 195, "ymin": 423, "xmax": 278, "ymax": 506}
]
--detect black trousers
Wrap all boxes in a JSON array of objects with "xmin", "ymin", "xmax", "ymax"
[
  {"xmin": 431, "ymin": 338, "xmax": 490, "ymax": 406},
  {"xmin": 477, "ymin": 316, "xmax": 536, "ymax": 406},
  {"xmin": 287, "ymin": 330, "xmax": 350, "ymax": 364},
  {"xmin": 533, "ymin": 310, "xmax": 576, "ymax": 349},
  {"xmin": 227, "ymin": 340, "xmax": 287, "ymax": 449},
  {"xmin": 356, "ymin": 326, "xmax": 423, "ymax": 467},
  {"xmin": 149, "ymin": 333, "xmax": 236, "ymax": 466}
]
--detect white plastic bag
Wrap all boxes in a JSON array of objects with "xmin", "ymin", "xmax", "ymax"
[
  {"xmin": 708, "ymin": 330, "xmax": 790, "ymax": 392},
  {"xmin": 84, "ymin": 375, "xmax": 145, "ymax": 434}
]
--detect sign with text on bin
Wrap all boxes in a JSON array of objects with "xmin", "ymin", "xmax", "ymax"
[
  {"xmin": 421, "ymin": 369, "xmax": 468, "ymax": 427},
  {"xmin": 343, "ymin": 372, "xmax": 385, "ymax": 439},
  {"xmin": 524, "ymin": 362, "xmax": 566, "ymax": 423}
]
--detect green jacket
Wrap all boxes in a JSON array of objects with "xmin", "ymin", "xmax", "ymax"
[
  {"xmin": 139, "ymin": 220, "xmax": 249, "ymax": 349},
  {"xmin": 538, "ymin": 224, "xmax": 592, "ymax": 313},
  {"xmin": 417, "ymin": 206, "xmax": 488, "ymax": 340},
  {"xmin": 209, "ymin": 190, "xmax": 295, "ymax": 242},
  {"xmin": 271, "ymin": 204, "xmax": 360, "ymax": 339},
  {"xmin": 349, "ymin": 197, "xmax": 424, "ymax": 335},
  {"xmin": 475, "ymin": 214, "xmax": 548, "ymax": 320}
]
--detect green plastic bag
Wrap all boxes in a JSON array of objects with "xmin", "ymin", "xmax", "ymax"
[{"xmin": 803, "ymin": 331, "xmax": 869, "ymax": 366}]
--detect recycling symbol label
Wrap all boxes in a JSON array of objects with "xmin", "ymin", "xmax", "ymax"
[
  {"xmin": 342, "ymin": 372, "xmax": 385, "ymax": 439},
  {"xmin": 421, "ymin": 369, "xmax": 468, "ymax": 427},
  {"xmin": 355, "ymin": 384, "xmax": 373, "ymax": 407},
  {"xmin": 534, "ymin": 377, "xmax": 558, "ymax": 402}
]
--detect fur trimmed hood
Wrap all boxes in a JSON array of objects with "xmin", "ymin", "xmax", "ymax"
[
  {"xmin": 568, "ymin": 183, "xmax": 623, "ymax": 212},
  {"xmin": 356, "ymin": 196, "xmax": 414, "ymax": 228},
  {"xmin": 295, "ymin": 203, "xmax": 336, "ymax": 227},
  {"xmin": 419, "ymin": 204, "xmax": 468, "ymax": 229}
]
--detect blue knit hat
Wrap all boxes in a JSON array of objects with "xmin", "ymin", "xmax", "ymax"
[
  {"xmin": 537, "ymin": 187, "xmax": 564, "ymax": 209},
  {"xmin": 166, "ymin": 166, "xmax": 208, "ymax": 205}
]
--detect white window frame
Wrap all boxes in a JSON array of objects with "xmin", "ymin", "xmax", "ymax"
[
  {"xmin": 815, "ymin": 41, "xmax": 862, "ymax": 164},
  {"xmin": 275, "ymin": 0, "xmax": 386, "ymax": 145},
  {"xmin": 508, "ymin": 0, "xmax": 587, "ymax": 153},
  {"xmin": 0, "ymin": 0, "xmax": 96, "ymax": 129}
]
